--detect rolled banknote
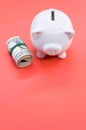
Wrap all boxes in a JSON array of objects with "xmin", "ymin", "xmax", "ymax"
[{"xmin": 6, "ymin": 36, "xmax": 33, "ymax": 68}]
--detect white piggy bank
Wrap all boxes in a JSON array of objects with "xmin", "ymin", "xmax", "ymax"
[{"xmin": 30, "ymin": 8, "xmax": 75, "ymax": 59}]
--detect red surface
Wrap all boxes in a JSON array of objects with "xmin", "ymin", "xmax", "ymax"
[{"xmin": 0, "ymin": 0, "xmax": 86, "ymax": 130}]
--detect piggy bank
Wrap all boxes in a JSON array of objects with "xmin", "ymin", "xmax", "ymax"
[{"xmin": 30, "ymin": 8, "xmax": 75, "ymax": 59}]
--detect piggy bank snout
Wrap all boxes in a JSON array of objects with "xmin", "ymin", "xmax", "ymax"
[{"xmin": 43, "ymin": 44, "xmax": 62, "ymax": 56}]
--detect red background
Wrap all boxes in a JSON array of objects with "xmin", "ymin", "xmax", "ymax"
[{"xmin": 0, "ymin": 0, "xmax": 86, "ymax": 130}]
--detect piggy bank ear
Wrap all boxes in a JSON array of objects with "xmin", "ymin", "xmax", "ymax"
[
  {"xmin": 32, "ymin": 28, "xmax": 43, "ymax": 39},
  {"xmin": 65, "ymin": 31, "xmax": 74, "ymax": 39}
]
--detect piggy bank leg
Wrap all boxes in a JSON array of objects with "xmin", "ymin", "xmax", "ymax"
[
  {"xmin": 36, "ymin": 51, "xmax": 46, "ymax": 58},
  {"xmin": 58, "ymin": 52, "xmax": 66, "ymax": 59}
]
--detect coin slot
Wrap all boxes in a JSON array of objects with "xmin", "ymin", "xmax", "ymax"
[{"xmin": 51, "ymin": 11, "xmax": 55, "ymax": 21}]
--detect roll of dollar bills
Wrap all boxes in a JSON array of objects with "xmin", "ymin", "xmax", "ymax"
[{"xmin": 6, "ymin": 36, "xmax": 33, "ymax": 68}]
